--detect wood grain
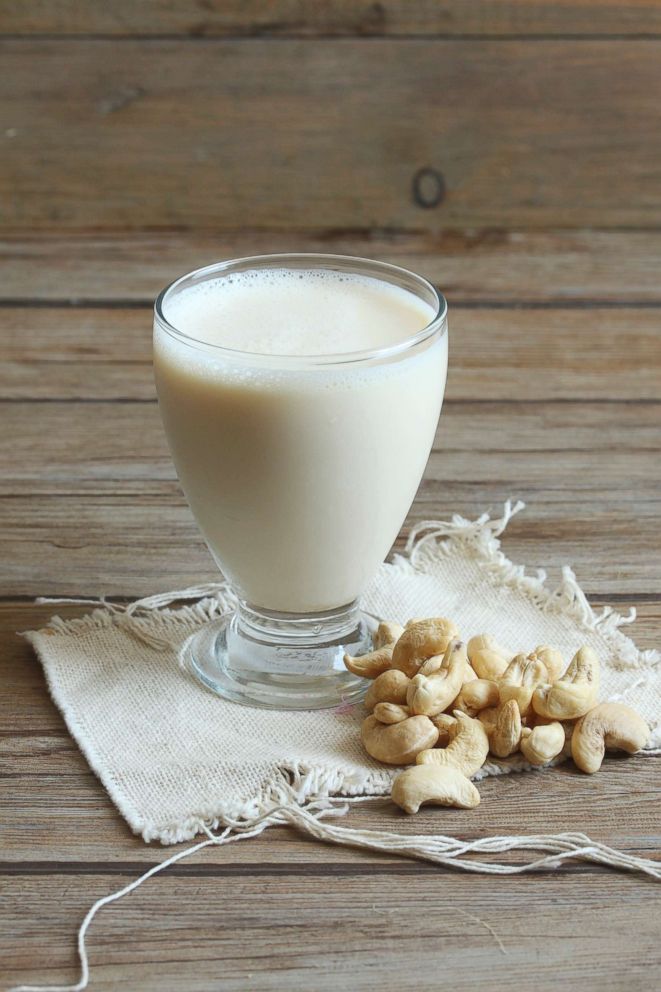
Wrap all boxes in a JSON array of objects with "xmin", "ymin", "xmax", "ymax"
[
  {"xmin": 5, "ymin": 757, "xmax": 660, "ymax": 864},
  {"xmin": 3, "ymin": 0, "xmax": 661, "ymax": 38},
  {"xmin": 4, "ymin": 230, "xmax": 661, "ymax": 303},
  {"xmin": 2, "ymin": 39, "xmax": 661, "ymax": 230},
  {"xmin": 5, "ymin": 230, "xmax": 661, "ymax": 306},
  {"xmin": 3, "ymin": 870, "xmax": 659, "ymax": 992},
  {"xmin": 4, "ymin": 495, "xmax": 659, "ymax": 597},
  {"xmin": 3, "ymin": 399, "xmax": 661, "ymax": 483},
  {"xmin": 3, "ymin": 305, "xmax": 661, "ymax": 401}
]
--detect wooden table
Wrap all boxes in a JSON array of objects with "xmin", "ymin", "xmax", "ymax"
[{"xmin": 2, "ymin": 4, "xmax": 660, "ymax": 989}]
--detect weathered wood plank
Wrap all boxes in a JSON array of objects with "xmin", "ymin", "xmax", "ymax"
[
  {"xmin": 3, "ymin": 867, "xmax": 661, "ymax": 991},
  {"xmin": 4, "ymin": 231, "xmax": 661, "ymax": 303},
  {"xmin": 5, "ymin": 761, "xmax": 660, "ymax": 863},
  {"xmin": 3, "ymin": 0, "xmax": 661, "ymax": 38},
  {"xmin": 5, "ymin": 400, "xmax": 660, "ymax": 471},
  {"xmin": 2, "ymin": 40, "xmax": 661, "ymax": 230},
  {"xmin": 5, "ymin": 491, "xmax": 658, "ymax": 597},
  {"xmin": 2, "ymin": 400, "xmax": 661, "ymax": 488},
  {"xmin": 0, "ymin": 400, "xmax": 659, "ymax": 596},
  {"xmin": 3, "ymin": 306, "xmax": 661, "ymax": 401}
]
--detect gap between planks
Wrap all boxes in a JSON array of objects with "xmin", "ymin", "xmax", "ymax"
[{"xmin": 0, "ymin": 860, "xmax": 648, "ymax": 878}]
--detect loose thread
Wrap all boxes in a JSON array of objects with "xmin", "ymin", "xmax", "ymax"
[
  {"xmin": 7, "ymin": 798, "xmax": 345, "ymax": 992},
  {"xmin": 35, "ymin": 584, "xmax": 236, "ymax": 655},
  {"xmin": 455, "ymin": 908, "xmax": 507, "ymax": 956},
  {"xmin": 277, "ymin": 806, "xmax": 661, "ymax": 880}
]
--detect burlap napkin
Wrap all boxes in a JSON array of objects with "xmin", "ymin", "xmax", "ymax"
[{"xmin": 27, "ymin": 502, "xmax": 660, "ymax": 846}]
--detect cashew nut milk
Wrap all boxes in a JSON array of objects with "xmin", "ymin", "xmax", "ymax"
[{"xmin": 154, "ymin": 265, "xmax": 447, "ymax": 614}]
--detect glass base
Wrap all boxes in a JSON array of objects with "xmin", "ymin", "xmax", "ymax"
[{"xmin": 182, "ymin": 600, "xmax": 375, "ymax": 710}]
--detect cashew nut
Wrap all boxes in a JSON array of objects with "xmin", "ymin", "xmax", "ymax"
[
  {"xmin": 406, "ymin": 639, "xmax": 467, "ymax": 716},
  {"xmin": 560, "ymin": 721, "xmax": 575, "ymax": 758},
  {"xmin": 373, "ymin": 702, "xmax": 410, "ymax": 725},
  {"xmin": 529, "ymin": 645, "xmax": 565, "ymax": 683},
  {"xmin": 532, "ymin": 646, "xmax": 600, "ymax": 720},
  {"xmin": 520, "ymin": 721, "xmax": 565, "ymax": 766},
  {"xmin": 416, "ymin": 711, "xmax": 489, "ymax": 777},
  {"xmin": 489, "ymin": 699, "xmax": 522, "ymax": 758},
  {"xmin": 529, "ymin": 718, "xmax": 574, "ymax": 757},
  {"xmin": 499, "ymin": 654, "xmax": 548, "ymax": 717},
  {"xmin": 391, "ymin": 764, "xmax": 481, "ymax": 814},
  {"xmin": 373, "ymin": 621, "xmax": 405, "ymax": 649},
  {"xmin": 418, "ymin": 654, "xmax": 444, "ymax": 676},
  {"xmin": 361, "ymin": 714, "xmax": 438, "ymax": 765},
  {"xmin": 391, "ymin": 618, "xmax": 459, "ymax": 678},
  {"xmin": 344, "ymin": 620, "xmax": 404, "ymax": 679},
  {"xmin": 468, "ymin": 634, "xmax": 512, "ymax": 681},
  {"xmin": 467, "ymin": 633, "xmax": 504, "ymax": 658},
  {"xmin": 571, "ymin": 703, "xmax": 650, "ymax": 774},
  {"xmin": 431, "ymin": 712, "xmax": 458, "ymax": 747},
  {"xmin": 420, "ymin": 652, "xmax": 477, "ymax": 680},
  {"xmin": 477, "ymin": 706, "xmax": 500, "ymax": 735},
  {"xmin": 453, "ymin": 678, "xmax": 500, "ymax": 717},
  {"xmin": 364, "ymin": 669, "xmax": 410, "ymax": 711}
]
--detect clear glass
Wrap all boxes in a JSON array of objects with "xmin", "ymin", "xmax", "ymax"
[{"xmin": 153, "ymin": 253, "xmax": 448, "ymax": 709}]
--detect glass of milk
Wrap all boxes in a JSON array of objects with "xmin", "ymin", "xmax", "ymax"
[{"xmin": 154, "ymin": 254, "xmax": 448, "ymax": 709}]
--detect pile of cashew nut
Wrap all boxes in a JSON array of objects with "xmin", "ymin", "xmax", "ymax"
[{"xmin": 344, "ymin": 619, "xmax": 650, "ymax": 815}]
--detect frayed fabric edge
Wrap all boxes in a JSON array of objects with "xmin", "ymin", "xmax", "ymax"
[
  {"xmin": 27, "ymin": 584, "xmax": 237, "ymax": 652},
  {"xmin": 142, "ymin": 755, "xmax": 542, "ymax": 846}
]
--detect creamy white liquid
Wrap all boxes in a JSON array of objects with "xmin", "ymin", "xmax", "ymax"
[{"xmin": 154, "ymin": 268, "xmax": 447, "ymax": 612}]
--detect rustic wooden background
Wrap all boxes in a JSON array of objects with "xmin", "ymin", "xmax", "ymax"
[{"xmin": 2, "ymin": 2, "xmax": 660, "ymax": 989}]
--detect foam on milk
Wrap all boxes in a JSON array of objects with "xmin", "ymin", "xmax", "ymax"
[{"xmin": 163, "ymin": 268, "xmax": 435, "ymax": 357}]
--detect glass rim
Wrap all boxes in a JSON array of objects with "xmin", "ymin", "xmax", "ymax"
[{"xmin": 153, "ymin": 252, "xmax": 448, "ymax": 369}]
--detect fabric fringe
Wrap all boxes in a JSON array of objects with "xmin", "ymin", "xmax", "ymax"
[
  {"xmin": 398, "ymin": 500, "xmax": 660, "ymax": 664},
  {"xmin": 146, "ymin": 763, "xmax": 394, "ymax": 844},
  {"xmin": 35, "ymin": 583, "xmax": 236, "ymax": 651},
  {"xmin": 114, "ymin": 756, "xmax": 551, "ymax": 846}
]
